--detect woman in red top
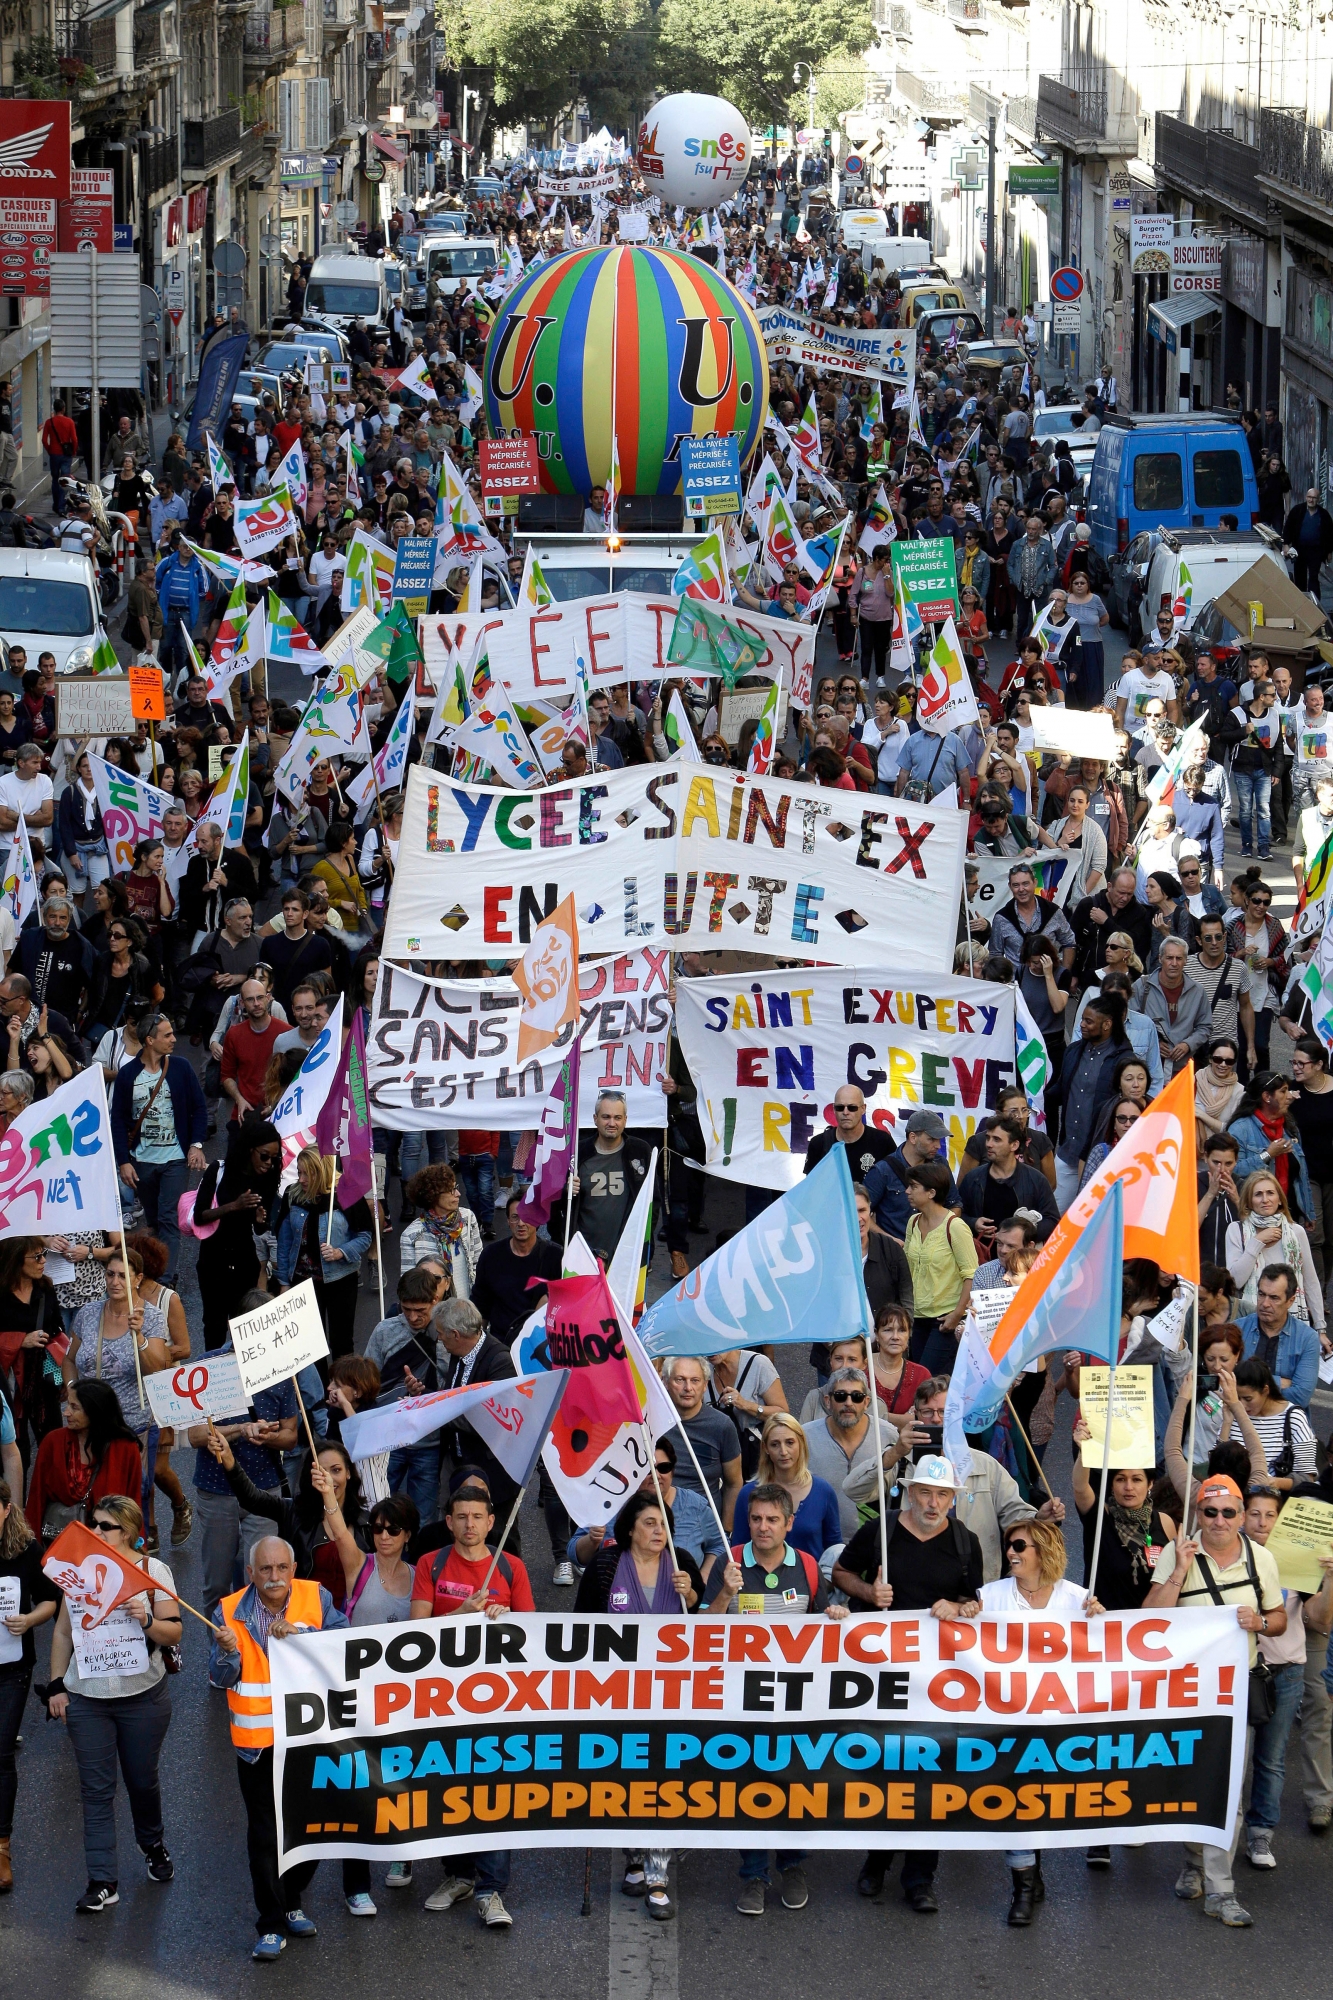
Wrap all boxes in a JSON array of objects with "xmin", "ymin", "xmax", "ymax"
[
  {"xmin": 120, "ymin": 838, "xmax": 173, "ymax": 938},
  {"xmin": 872, "ymin": 1303, "xmax": 931, "ymax": 1417},
  {"xmin": 23, "ymin": 1378, "xmax": 142, "ymax": 1541},
  {"xmin": 0, "ymin": 1238, "xmax": 61, "ymax": 1464}
]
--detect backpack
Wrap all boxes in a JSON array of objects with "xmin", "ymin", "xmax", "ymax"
[
  {"xmin": 730, "ymin": 1543, "xmax": 821, "ymax": 1602},
  {"xmin": 882, "ymin": 1506, "xmax": 978, "ymax": 1578},
  {"xmin": 431, "ymin": 1544, "xmax": 513, "ymax": 1593}
]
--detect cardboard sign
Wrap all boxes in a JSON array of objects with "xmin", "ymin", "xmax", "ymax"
[
  {"xmin": 680, "ymin": 435, "xmax": 741, "ymax": 518},
  {"xmin": 71, "ymin": 1604, "xmax": 150, "ymax": 1681},
  {"xmin": 391, "ymin": 535, "xmax": 436, "ymax": 616},
  {"xmin": 55, "ymin": 676, "xmax": 134, "ymax": 737},
  {"xmin": 479, "ymin": 436, "xmax": 540, "ymax": 498},
  {"xmin": 144, "ymin": 1351, "xmax": 251, "ymax": 1429},
  {"xmin": 1079, "ymin": 1366, "xmax": 1155, "ymax": 1470},
  {"xmin": 128, "ymin": 663, "xmax": 166, "ymax": 721},
  {"xmin": 231, "ymin": 1279, "xmax": 329, "ymax": 1398},
  {"xmin": 1264, "ymin": 1495, "xmax": 1333, "ymax": 1594}
]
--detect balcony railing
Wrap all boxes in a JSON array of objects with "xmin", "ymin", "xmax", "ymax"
[
  {"xmin": 895, "ymin": 68, "xmax": 964, "ymax": 116},
  {"xmin": 134, "ymin": 10, "xmax": 175, "ymax": 66},
  {"xmin": 183, "ymin": 108, "xmax": 241, "ymax": 170},
  {"xmin": 60, "ymin": 15, "xmax": 119, "ymax": 78},
  {"xmin": 141, "ymin": 133, "xmax": 178, "ymax": 195},
  {"xmin": 234, "ymin": 122, "xmax": 269, "ymax": 180},
  {"xmin": 1037, "ymin": 76, "xmax": 1105, "ymax": 141},
  {"xmin": 1155, "ymin": 112, "xmax": 1266, "ymax": 225},
  {"xmin": 244, "ymin": 6, "xmax": 304, "ymax": 58},
  {"xmin": 1258, "ymin": 106, "xmax": 1333, "ymax": 210}
]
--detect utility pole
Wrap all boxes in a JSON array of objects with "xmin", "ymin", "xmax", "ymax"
[{"xmin": 984, "ymin": 113, "xmax": 996, "ymax": 338}]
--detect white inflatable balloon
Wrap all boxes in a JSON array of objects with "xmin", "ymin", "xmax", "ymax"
[{"xmin": 636, "ymin": 92, "xmax": 752, "ymax": 209}]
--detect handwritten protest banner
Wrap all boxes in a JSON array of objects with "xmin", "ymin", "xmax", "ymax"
[
  {"xmin": 674, "ymin": 968, "xmax": 1015, "ymax": 1189},
  {"xmin": 383, "ymin": 765, "xmax": 966, "ymax": 972},
  {"xmin": 366, "ymin": 953, "xmax": 672, "ymax": 1130},
  {"xmin": 271, "ymin": 1607, "xmax": 1247, "ymax": 1866},
  {"xmin": 145, "ymin": 1351, "xmax": 250, "ymax": 1429},
  {"xmin": 1078, "ymin": 1366, "xmax": 1156, "ymax": 1470},
  {"xmin": 1265, "ymin": 1495, "xmax": 1333, "ymax": 1592},
  {"xmin": 231, "ymin": 1280, "xmax": 328, "ymax": 1398}
]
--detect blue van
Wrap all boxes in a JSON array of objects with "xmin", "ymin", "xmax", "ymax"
[{"xmin": 1086, "ymin": 412, "xmax": 1259, "ymax": 560}]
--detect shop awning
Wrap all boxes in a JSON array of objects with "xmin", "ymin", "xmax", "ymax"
[
  {"xmin": 1148, "ymin": 292, "xmax": 1221, "ymax": 350},
  {"xmin": 84, "ymin": 0, "xmax": 134, "ymax": 18},
  {"xmin": 372, "ymin": 132, "xmax": 407, "ymax": 165}
]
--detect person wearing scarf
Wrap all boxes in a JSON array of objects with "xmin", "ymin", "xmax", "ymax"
[
  {"xmin": 1070, "ymin": 1434, "xmax": 1177, "ymax": 1613},
  {"xmin": 1230, "ymin": 1073, "xmax": 1314, "ymax": 1226},
  {"xmin": 400, "ymin": 1164, "xmax": 482, "ymax": 1300}
]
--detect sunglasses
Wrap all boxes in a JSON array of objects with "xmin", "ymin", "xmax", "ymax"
[
  {"xmin": 92, "ymin": 1518, "xmax": 120, "ymax": 1534},
  {"xmin": 830, "ymin": 1390, "xmax": 867, "ymax": 1405},
  {"xmin": 654, "ymin": 1462, "xmax": 674, "ymax": 1477},
  {"xmin": 1005, "ymin": 1538, "xmax": 1030, "ymax": 1555},
  {"xmin": 1250, "ymin": 898, "xmax": 1272, "ymax": 909},
  {"xmin": 1212, "ymin": 1055, "xmax": 1236, "ymax": 1068},
  {"xmin": 107, "ymin": 929, "xmax": 128, "ymax": 941},
  {"xmin": 27, "ymin": 1247, "xmax": 46, "ymax": 1259},
  {"xmin": 1200, "ymin": 1506, "xmax": 1240, "ymax": 1520}
]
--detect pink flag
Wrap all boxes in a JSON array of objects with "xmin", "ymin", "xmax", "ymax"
[
  {"xmin": 517, "ymin": 1038, "xmax": 580, "ymax": 1228},
  {"xmin": 313, "ymin": 1009, "xmax": 374, "ymax": 1210},
  {"xmin": 539, "ymin": 1270, "xmax": 647, "ymax": 1512}
]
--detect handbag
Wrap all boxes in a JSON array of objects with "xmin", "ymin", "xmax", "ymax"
[
  {"xmin": 125, "ymin": 1065, "xmax": 170, "ymax": 1151},
  {"xmin": 41, "ymin": 1497, "xmax": 82, "ymax": 1546},
  {"xmin": 1195, "ymin": 1537, "xmax": 1278, "ymax": 1728},
  {"xmin": 1270, "ymin": 1405, "xmax": 1296, "ymax": 1483}
]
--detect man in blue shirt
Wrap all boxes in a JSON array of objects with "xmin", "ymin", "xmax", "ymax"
[
  {"xmin": 893, "ymin": 725, "xmax": 973, "ymax": 800},
  {"xmin": 155, "ymin": 535, "xmax": 206, "ymax": 684},
  {"xmin": 1237, "ymin": 1267, "xmax": 1321, "ymax": 1410},
  {"xmin": 864, "ymin": 1110, "xmax": 959, "ymax": 1238}
]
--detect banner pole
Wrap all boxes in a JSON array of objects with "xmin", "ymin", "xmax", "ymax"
[
  {"xmin": 293, "ymin": 1373, "xmax": 321, "ymax": 1461},
  {"xmin": 477, "ymin": 1479, "xmax": 528, "ymax": 1599},
  {"xmin": 371, "ymin": 1185, "xmax": 386, "ymax": 1325},
  {"xmin": 118, "ymin": 1220, "xmax": 145, "ymax": 1410},
  {"xmin": 1182, "ymin": 1284, "xmax": 1202, "ymax": 1533},
  {"xmin": 866, "ymin": 1339, "xmax": 890, "ymax": 1589},
  {"xmin": 670, "ymin": 1398, "xmax": 732, "ymax": 1557},
  {"xmin": 1004, "ymin": 1391, "xmax": 1058, "ymax": 1505},
  {"xmin": 1084, "ymin": 1360, "xmax": 1117, "ymax": 1606}
]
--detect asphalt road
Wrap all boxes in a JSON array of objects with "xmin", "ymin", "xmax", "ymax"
[{"xmin": 6, "ymin": 627, "xmax": 1332, "ymax": 1996}]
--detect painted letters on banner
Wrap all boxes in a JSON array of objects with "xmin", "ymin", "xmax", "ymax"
[
  {"xmin": 675, "ymin": 969, "xmax": 1016, "ymax": 1190},
  {"xmin": 755, "ymin": 305, "xmax": 916, "ymax": 385},
  {"xmin": 382, "ymin": 764, "xmax": 966, "ymax": 972},
  {"xmin": 366, "ymin": 955, "xmax": 672, "ymax": 1131},
  {"xmin": 419, "ymin": 593, "xmax": 809, "ymax": 706},
  {"xmin": 270, "ymin": 1608, "xmax": 1247, "ymax": 1866}
]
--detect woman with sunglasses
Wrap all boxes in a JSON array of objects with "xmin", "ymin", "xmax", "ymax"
[
  {"xmin": 1077, "ymin": 1097, "xmax": 1141, "ymax": 1191},
  {"xmin": 192, "ymin": 1113, "xmax": 283, "ymax": 1351},
  {"xmin": 85, "ymin": 915, "xmax": 160, "ymax": 1051},
  {"xmin": 44, "ymin": 1491, "xmax": 181, "ymax": 1913},
  {"xmin": 1196, "ymin": 1038, "xmax": 1244, "ymax": 1144},
  {"xmin": 1227, "ymin": 1170, "xmax": 1324, "ymax": 1331},
  {"xmin": 1227, "ymin": 881, "xmax": 1287, "ymax": 1075},
  {"xmin": 980, "ymin": 1517, "xmax": 1104, "ymax": 1924},
  {"xmin": 1146, "ymin": 1472, "xmax": 1285, "ymax": 1926}
]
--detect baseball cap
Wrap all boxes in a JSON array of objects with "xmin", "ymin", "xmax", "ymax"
[
  {"xmin": 907, "ymin": 1453, "xmax": 962, "ymax": 1490},
  {"xmin": 1196, "ymin": 1475, "xmax": 1244, "ymax": 1508},
  {"xmin": 905, "ymin": 1110, "xmax": 948, "ymax": 1140}
]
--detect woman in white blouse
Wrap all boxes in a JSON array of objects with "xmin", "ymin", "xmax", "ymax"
[{"xmin": 1226, "ymin": 1170, "xmax": 1325, "ymax": 1331}]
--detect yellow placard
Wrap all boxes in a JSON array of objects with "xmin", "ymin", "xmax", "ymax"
[
  {"xmin": 1264, "ymin": 1495, "xmax": 1333, "ymax": 1594},
  {"xmin": 1079, "ymin": 1365, "xmax": 1155, "ymax": 1470}
]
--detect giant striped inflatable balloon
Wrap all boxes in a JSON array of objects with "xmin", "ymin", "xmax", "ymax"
[{"xmin": 482, "ymin": 245, "xmax": 768, "ymax": 497}]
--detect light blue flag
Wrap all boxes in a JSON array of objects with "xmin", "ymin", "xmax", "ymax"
[
  {"xmin": 964, "ymin": 1178, "xmax": 1123, "ymax": 1431},
  {"xmin": 638, "ymin": 1146, "xmax": 870, "ymax": 1357}
]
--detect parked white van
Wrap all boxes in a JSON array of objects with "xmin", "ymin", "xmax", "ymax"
[
  {"xmin": 304, "ymin": 254, "xmax": 390, "ymax": 338},
  {"xmin": 0, "ymin": 548, "xmax": 102, "ymax": 673}
]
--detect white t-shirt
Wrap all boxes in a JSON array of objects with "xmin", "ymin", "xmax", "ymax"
[
  {"xmin": 0, "ymin": 770, "xmax": 53, "ymax": 817},
  {"xmin": 1115, "ymin": 668, "xmax": 1176, "ymax": 734},
  {"xmin": 310, "ymin": 550, "xmax": 344, "ymax": 605},
  {"xmin": 979, "ymin": 1576, "xmax": 1091, "ymax": 1616},
  {"xmin": 1293, "ymin": 703, "xmax": 1332, "ymax": 770}
]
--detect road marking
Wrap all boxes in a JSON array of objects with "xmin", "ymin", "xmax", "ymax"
[{"xmin": 607, "ymin": 1853, "xmax": 679, "ymax": 2000}]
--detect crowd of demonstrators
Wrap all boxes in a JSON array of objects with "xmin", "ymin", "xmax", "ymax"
[{"xmin": 8, "ymin": 165, "xmax": 1333, "ymax": 1954}]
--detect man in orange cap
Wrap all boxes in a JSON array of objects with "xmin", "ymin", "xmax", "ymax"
[{"xmin": 1146, "ymin": 1473, "xmax": 1285, "ymax": 1928}]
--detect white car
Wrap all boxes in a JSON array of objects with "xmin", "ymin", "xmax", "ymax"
[
  {"xmin": 0, "ymin": 548, "xmax": 101, "ymax": 673},
  {"xmin": 1141, "ymin": 528, "xmax": 1283, "ymax": 639},
  {"xmin": 1031, "ymin": 407, "xmax": 1101, "ymax": 486}
]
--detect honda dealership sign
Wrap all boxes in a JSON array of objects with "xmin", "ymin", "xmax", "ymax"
[{"xmin": 0, "ymin": 102, "xmax": 70, "ymax": 298}]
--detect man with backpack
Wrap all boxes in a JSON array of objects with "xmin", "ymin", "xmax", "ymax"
[
  {"xmin": 711, "ymin": 1482, "xmax": 848, "ymax": 1917},
  {"xmin": 40, "ymin": 397, "xmax": 79, "ymax": 514}
]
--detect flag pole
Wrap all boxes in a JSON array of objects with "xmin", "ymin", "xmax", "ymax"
[
  {"xmin": 118, "ymin": 1220, "xmax": 146, "ymax": 1410},
  {"xmin": 866, "ymin": 1336, "xmax": 890, "ymax": 1591},
  {"xmin": 476, "ymin": 1479, "xmax": 528, "ymax": 1598},
  {"xmin": 668, "ymin": 1394, "xmax": 733, "ymax": 1557},
  {"xmin": 1004, "ymin": 1391, "xmax": 1058, "ymax": 1505},
  {"xmin": 1181, "ymin": 1283, "xmax": 1202, "ymax": 1532},
  {"xmin": 1084, "ymin": 1360, "xmax": 1117, "ymax": 1605}
]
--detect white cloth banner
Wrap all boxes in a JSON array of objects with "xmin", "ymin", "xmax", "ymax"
[
  {"xmin": 366, "ymin": 953, "xmax": 672, "ymax": 1130},
  {"xmin": 755, "ymin": 304, "xmax": 916, "ymax": 384},
  {"xmin": 382, "ymin": 763, "xmax": 967, "ymax": 971},
  {"xmin": 419, "ymin": 593, "xmax": 806, "ymax": 704},
  {"xmin": 0, "ymin": 1064, "xmax": 124, "ymax": 1234},
  {"xmin": 675, "ymin": 967, "xmax": 1017, "ymax": 1190}
]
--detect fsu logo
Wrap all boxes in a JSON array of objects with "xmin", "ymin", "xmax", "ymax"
[{"xmin": 487, "ymin": 309, "xmax": 556, "ymax": 403}]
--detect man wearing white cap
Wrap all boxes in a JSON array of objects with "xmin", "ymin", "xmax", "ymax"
[{"xmin": 832, "ymin": 1454, "xmax": 984, "ymax": 1913}]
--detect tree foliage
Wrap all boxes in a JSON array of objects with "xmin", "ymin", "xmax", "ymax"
[
  {"xmin": 656, "ymin": 0, "xmax": 874, "ymax": 134},
  {"xmin": 787, "ymin": 45, "xmax": 872, "ymax": 135},
  {"xmin": 460, "ymin": 0, "xmax": 660, "ymax": 134}
]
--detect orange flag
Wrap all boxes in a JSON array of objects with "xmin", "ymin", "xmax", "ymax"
[
  {"xmin": 986, "ymin": 1065, "xmax": 1199, "ymax": 1370},
  {"xmin": 42, "ymin": 1519, "xmax": 173, "ymax": 1629},
  {"xmin": 514, "ymin": 892, "xmax": 581, "ymax": 1062}
]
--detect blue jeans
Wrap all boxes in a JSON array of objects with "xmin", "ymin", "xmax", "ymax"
[
  {"xmin": 132, "ymin": 1155, "xmax": 188, "ymax": 1285},
  {"xmin": 398, "ymin": 1129, "xmax": 451, "ymax": 1187},
  {"xmin": 455, "ymin": 1849, "xmax": 509, "ymax": 1892},
  {"xmin": 161, "ymin": 606, "xmax": 194, "ymax": 684},
  {"xmin": 738, "ymin": 1848, "xmax": 807, "ymax": 1882},
  {"xmin": 388, "ymin": 1438, "xmax": 442, "ymax": 1525},
  {"xmin": 1233, "ymin": 768, "xmax": 1272, "ymax": 854},
  {"xmin": 48, "ymin": 451, "xmax": 73, "ymax": 512},
  {"xmin": 1247, "ymin": 1659, "xmax": 1305, "ymax": 1827},
  {"xmin": 457, "ymin": 1153, "xmax": 495, "ymax": 1219}
]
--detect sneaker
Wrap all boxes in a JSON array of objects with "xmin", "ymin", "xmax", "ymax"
[
  {"xmin": 1085, "ymin": 1846, "xmax": 1111, "ymax": 1869},
  {"xmin": 252, "ymin": 1933, "xmax": 286, "ymax": 1961},
  {"xmin": 425, "ymin": 1875, "xmax": 475, "ymax": 1911},
  {"xmin": 736, "ymin": 1879, "xmax": 765, "ymax": 1916},
  {"xmin": 284, "ymin": 1908, "xmax": 318, "ymax": 1937},
  {"xmin": 1309, "ymin": 1808, "xmax": 1331, "ymax": 1834},
  {"xmin": 1174, "ymin": 1864, "xmax": 1204, "ymax": 1900},
  {"xmin": 1246, "ymin": 1829, "xmax": 1276, "ymax": 1869},
  {"xmin": 1204, "ymin": 1893, "xmax": 1253, "ymax": 1926},
  {"xmin": 386, "ymin": 1861, "xmax": 415, "ymax": 1888},
  {"xmin": 478, "ymin": 1891, "xmax": 513, "ymax": 1927},
  {"xmin": 170, "ymin": 1502, "xmax": 194, "ymax": 1546},
  {"xmin": 75, "ymin": 1881, "xmax": 119, "ymax": 1913},
  {"xmin": 346, "ymin": 1892, "xmax": 377, "ymax": 1917},
  {"xmin": 552, "ymin": 1561, "xmax": 575, "ymax": 1587},
  {"xmin": 143, "ymin": 1843, "xmax": 174, "ymax": 1883},
  {"xmin": 779, "ymin": 1865, "xmax": 809, "ymax": 1910}
]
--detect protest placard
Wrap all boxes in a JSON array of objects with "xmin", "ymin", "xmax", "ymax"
[
  {"xmin": 366, "ymin": 952, "xmax": 672, "ymax": 1130},
  {"xmin": 1079, "ymin": 1366, "xmax": 1156, "ymax": 1469},
  {"xmin": 384, "ymin": 764, "xmax": 966, "ymax": 973},
  {"xmin": 71, "ymin": 1606, "xmax": 150, "ymax": 1681},
  {"xmin": 145, "ymin": 1351, "xmax": 250, "ymax": 1429},
  {"xmin": 1031, "ymin": 706, "xmax": 1120, "ymax": 762},
  {"xmin": 674, "ymin": 967, "xmax": 1015, "ymax": 1188},
  {"xmin": 270, "ymin": 1606, "xmax": 1247, "ymax": 1867},
  {"xmin": 231, "ymin": 1280, "xmax": 329, "ymax": 1398},
  {"xmin": 54, "ymin": 677, "xmax": 134, "ymax": 736},
  {"xmin": 1264, "ymin": 1494, "xmax": 1333, "ymax": 1592}
]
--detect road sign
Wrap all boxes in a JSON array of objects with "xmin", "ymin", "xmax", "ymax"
[
  {"xmin": 213, "ymin": 239, "xmax": 246, "ymax": 275},
  {"xmin": 334, "ymin": 200, "xmax": 359, "ymax": 224},
  {"xmin": 843, "ymin": 154, "xmax": 863, "ymax": 176},
  {"xmin": 1052, "ymin": 301, "xmax": 1080, "ymax": 333},
  {"xmin": 1050, "ymin": 265, "xmax": 1084, "ymax": 303}
]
